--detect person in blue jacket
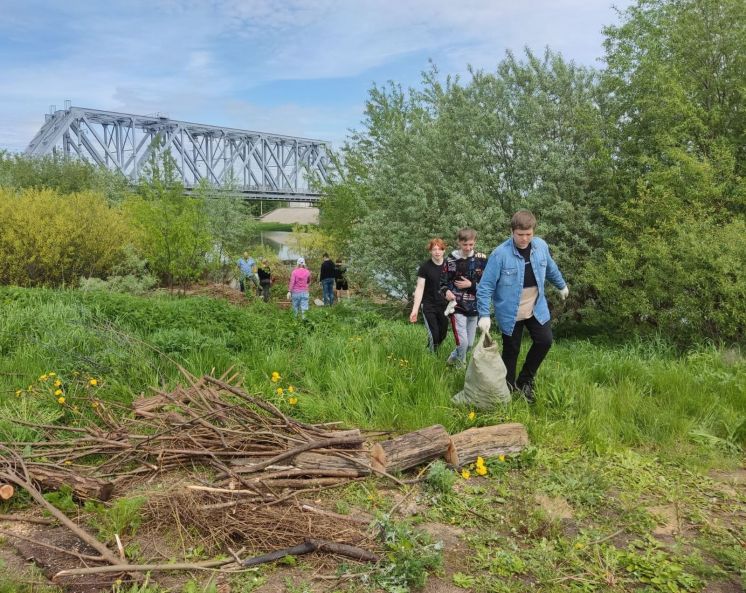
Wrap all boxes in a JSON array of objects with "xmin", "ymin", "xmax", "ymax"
[{"xmin": 476, "ymin": 210, "xmax": 569, "ymax": 403}]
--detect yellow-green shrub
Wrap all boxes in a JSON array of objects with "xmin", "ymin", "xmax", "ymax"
[{"xmin": 0, "ymin": 187, "xmax": 132, "ymax": 286}]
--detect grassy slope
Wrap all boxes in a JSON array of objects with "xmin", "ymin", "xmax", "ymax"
[{"xmin": 0, "ymin": 287, "xmax": 743, "ymax": 592}]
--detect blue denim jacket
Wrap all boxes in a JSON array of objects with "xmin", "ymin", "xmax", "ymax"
[{"xmin": 476, "ymin": 237, "xmax": 566, "ymax": 335}]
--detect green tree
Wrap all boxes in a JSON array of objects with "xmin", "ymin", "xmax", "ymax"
[
  {"xmin": 585, "ymin": 0, "xmax": 746, "ymax": 344},
  {"xmin": 125, "ymin": 142, "xmax": 212, "ymax": 290},
  {"xmin": 321, "ymin": 52, "xmax": 610, "ymax": 298},
  {"xmin": 0, "ymin": 151, "xmax": 131, "ymax": 203},
  {"xmin": 193, "ymin": 177, "xmax": 257, "ymax": 282}
]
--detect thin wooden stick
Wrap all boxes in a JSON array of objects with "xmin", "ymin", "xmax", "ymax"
[
  {"xmin": 55, "ymin": 557, "xmax": 236, "ymax": 578},
  {"xmin": 0, "ymin": 514, "xmax": 54, "ymax": 525}
]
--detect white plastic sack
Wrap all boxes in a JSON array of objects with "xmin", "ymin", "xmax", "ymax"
[{"xmin": 452, "ymin": 332, "xmax": 511, "ymax": 409}]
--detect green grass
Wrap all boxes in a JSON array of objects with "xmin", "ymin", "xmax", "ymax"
[
  {"xmin": 255, "ymin": 221, "xmax": 294, "ymax": 232},
  {"xmin": 0, "ymin": 286, "xmax": 744, "ymax": 592},
  {"xmin": 0, "ymin": 286, "xmax": 743, "ymax": 465}
]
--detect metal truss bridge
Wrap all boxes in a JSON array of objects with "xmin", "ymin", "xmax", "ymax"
[{"xmin": 25, "ymin": 105, "xmax": 330, "ymax": 201}]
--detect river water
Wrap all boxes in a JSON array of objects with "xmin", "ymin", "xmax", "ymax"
[{"xmin": 255, "ymin": 231, "xmax": 302, "ymax": 261}]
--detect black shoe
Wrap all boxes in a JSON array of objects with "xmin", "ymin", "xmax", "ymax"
[{"xmin": 517, "ymin": 381, "xmax": 535, "ymax": 404}]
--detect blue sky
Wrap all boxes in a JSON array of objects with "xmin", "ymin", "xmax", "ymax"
[{"xmin": 0, "ymin": 0, "xmax": 633, "ymax": 152}]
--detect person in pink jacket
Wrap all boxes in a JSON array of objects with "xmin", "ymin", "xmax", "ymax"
[{"xmin": 287, "ymin": 257, "xmax": 312, "ymax": 318}]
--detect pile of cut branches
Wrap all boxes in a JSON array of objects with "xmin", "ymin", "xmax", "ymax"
[
  {"xmin": 0, "ymin": 369, "xmax": 384, "ymax": 584},
  {"xmin": 0, "ymin": 368, "xmax": 528, "ymax": 586}
]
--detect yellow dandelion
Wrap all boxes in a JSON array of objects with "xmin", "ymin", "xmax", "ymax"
[
  {"xmin": 27, "ymin": 385, "xmax": 33, "ymax": 392},
  {"xmin": 468, "ymin": 411, "xmax": 476, "ymax": 421},
  {"xmin": 54, "ymin": 389, "xmax": 63, "ymax": 396},
  {"xmin": 475, "ymin": 465, "xmax": 488, "ymax": 476},
  {"xmin": 498, "ymin": 454, "xmax": 506, "ymax": 462},
  {"xmin": 72, "ymin": 371, "xmax": 79, "ymax": 376},
  {"xmin": 38, "ymin": 374, "xmax": 48, "ymax": 382},
  {"xmin": 288, "ymin": 396, "xmax": 298, "ymax": 406},
  {"xmin": 91, "ymin": 401, "xmax": 99, "ymax": 408},
  {"xmin": 574, "ymin": 542, "xmax": 585, "ymax": 550},
  {"xmin": 476, "ymin": 456, "xmax": 485, "ymax": 467},
  {"xmin": 57, "ymin": 396, "xmax": 65, "ymax": 405},
  {"xmin": 53, "ymin": 379, "xmax": 62, "ymax": 387},
  {"xmin": 48, "ymin": 372, "xmax": 56, "ymax": 377},
  {"xmin": 63, "ymin": 460, "xmax": 72, "ymax": 465},
  {"xmin": 288, "ymin": 385, "xmax": 295, "ymax": 393},
  {"xmin": 461, "ymin": 469, "xmax": 471, "ymax": 479},
  {"xmin": 276, "ymin": 387, "xmax": 284, "ymax": 395},
  {"xmin": 15, "ymin": 389, "xmax": 22, "ymax": 397},
  {"xmin": 88, "ymin": 378, "xmax": 98, "ymax": 386}
]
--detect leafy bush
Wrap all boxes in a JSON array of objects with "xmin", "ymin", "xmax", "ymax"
[
  {"xmin": 0, "ymin": 151, "xmax": 131, "ymax": 202},
  {"xmin": 0, "ymin": 187, "xmax": 132, "ymax": 286},
  {"xmin": 584, "ymin": 199, "xmax": 746, "ymax": 346},
  {"xmin": 125, "ymin": 146, "xmax": 212, "ymax": 289},
  {"xmin": 79, "ymin": 245, "xmax": 157, "ymax": 294}
]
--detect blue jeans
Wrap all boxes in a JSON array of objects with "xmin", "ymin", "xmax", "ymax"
[
  {"xmin": 448, "ymin": 313, "xmax": 478, "ymax": 363},
  {"xmin": 321, "ymin": 278, "xmax": 335, "ymax": 306},
  {"xmin": 291, "ymin": 292, "xmax": 309, "ymax": 317}
]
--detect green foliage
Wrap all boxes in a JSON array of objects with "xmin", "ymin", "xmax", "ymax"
[
  {"xmin": 619, "ymin": 543, "xmax": 702, "ymax": 592},
  {"xmin": 125, "ymin": 142, "xmax": 212, "ymax": 289},
  {"xmin": 425, "ymin": 460, "xmax": 458, "ymax": 494},
  {"xmin": 79, "ymin": 245, "xmax": 158, "ymax": 294},
  {"xmin": 84, "ymin": 495, "xmax": 146, "ymax": 543},
  {"xmin": 321, "ymin": 52, "xmax": 610, "ymax": 298},
  {"xmin": 0, "ymin": 187, "xmax": 133, "ymax": 287},
  {"xmin": 585, "ymin": 0, "xmax": 746, "ymax": 345},
  {"xmin": 584, "ymin": 204, "xmax": 746, "ymax": 345},
  {"xmin": 371, "ymin": 514, "xmax": 444, "ymax": 591},
  {"xmin": 43, "ymin": 485, "xmax": 77, "ymax": 515},
  {"xmin": 193, "ymin": 178, "xmax": 257, "ymax": 282},
  {"xmin": 0, "ymin": 287, "xmax": 743, "ymax": 461},
  {"xmin": 0, "ymin": 150, "xmax": 131, "ymax": 202}
]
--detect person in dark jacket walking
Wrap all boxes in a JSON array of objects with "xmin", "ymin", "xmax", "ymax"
[
  {"xmin": 319, "ymin": 253, "xmax": 337, "ymax": 306},
  {"xmin": 441, "ymin": 228, "xmax": 487, "ymax": 366},
  {"xmin": 257, "ymin": 259, "xmax": 272, "ymax": 303}
]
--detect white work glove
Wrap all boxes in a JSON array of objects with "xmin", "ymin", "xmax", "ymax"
[
  {"xmin": 286, "ymin": 292, "xmax": 292, "ymax": 300},
  {"xmin": 559, "ymin": 286, "xmax": 569, "ymax": 300},
  {"xmin": 477, "ymin": 317, "xmax": 491, "ymax": 334},
  {"xmin": 444, "ymin": 300, "xmax": 457, "ymax": 316}
]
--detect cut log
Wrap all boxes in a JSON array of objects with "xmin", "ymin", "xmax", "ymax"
[
  {"xmin": 0, "ymin": 484, "xmax": 14, "ymax": 500},
  {"xmin": 445, "ymin": 423, "xmax": 529, "ymax": 467},
  {"xmin": 370, "ymin": 425, "xmax": 451, "ymax": 473},
  {"xmin": 27, "ymin": 465, "xmax": 114, "ymax": 501},
  {"xmin": 310, "ymin": 429, "xmax": 364, "ymax": 448},
  {"xmin": 294, "ymin": 451, "xmax": 370, "ymax": 474}
]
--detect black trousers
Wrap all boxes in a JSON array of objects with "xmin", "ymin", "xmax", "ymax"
[
  {"xmin": 501, "ymin": 316, "xmax": 553, "ymax": 387},
  {"xmin": 422, "ymin": 306, "xmax": 449, "ymax": 352}
]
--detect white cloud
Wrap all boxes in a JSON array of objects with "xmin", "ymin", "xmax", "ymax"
[{"xmin": 0, "ymin": 0, "xmax": 632, "ymax": 151}]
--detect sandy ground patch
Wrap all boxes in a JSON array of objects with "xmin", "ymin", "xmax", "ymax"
[{"xmin": 261, "ymin": 207, "xmax": 319, "ymax": 225}]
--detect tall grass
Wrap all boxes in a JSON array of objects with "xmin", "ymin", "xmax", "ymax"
[{"xmin": 0, "ymin": 287, "xmax": 743, "ymax": 465}]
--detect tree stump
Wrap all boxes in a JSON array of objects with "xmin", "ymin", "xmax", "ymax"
[
  {"xmin": 370, "ymin": 425, "xmax": 451, "ymax": 473},
  {"xmin": 445, "ymin": 423, "xmax": 529, "ymax": 467}
]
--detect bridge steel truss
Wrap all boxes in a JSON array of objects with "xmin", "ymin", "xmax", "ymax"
[{"xmin": 25, "ymin": 106, "xmax": 330, "ymax": 201}]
